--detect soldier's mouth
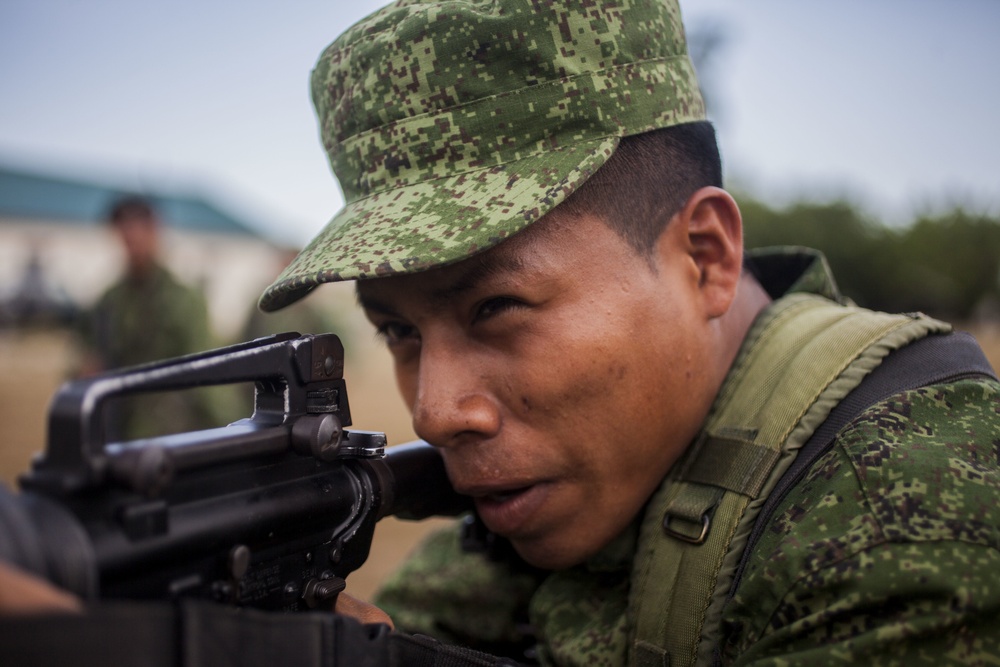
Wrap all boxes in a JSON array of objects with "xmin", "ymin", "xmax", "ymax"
[
  {"xmin": 472, "ymin": 483, "xmax": 548, "ymax": 536},
  {"xmin": 485, "ymin": 488, "xmax": 527, "ymax": 502}
]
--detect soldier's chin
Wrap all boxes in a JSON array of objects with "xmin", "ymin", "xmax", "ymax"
[{"xmin": 508, "ymin": 534, "xmax": 600, "ymax": 572}]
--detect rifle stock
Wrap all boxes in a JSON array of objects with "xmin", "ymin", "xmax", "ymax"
[{"xmin": 0, "ymin": 332, "xmax": 471, "ymax": 610}]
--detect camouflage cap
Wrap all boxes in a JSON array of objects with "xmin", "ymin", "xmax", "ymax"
[{"xmin": 259, "ymin": 0, "xmax": 705, "ymax": 311}]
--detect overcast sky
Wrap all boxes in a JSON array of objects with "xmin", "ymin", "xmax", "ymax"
[{"xmin": 1, "ymin": 1, "xmax": 997, "ymax": 244}]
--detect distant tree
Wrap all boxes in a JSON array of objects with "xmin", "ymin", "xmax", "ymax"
[
  {"xmin": 739, "ymin": 195, "xmax": 886, "ymax": 307},
  {"xmin": 737, "ymin": 194, "xmax": 1000, "ymax": 321},
  {"xmin": 893, "ymin": 210, "xmax": 1000, "ymax": 320}
]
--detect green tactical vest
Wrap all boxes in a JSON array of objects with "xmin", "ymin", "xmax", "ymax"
[{"xmin": 627, "ymin": 292, "xmax": 951, "ymax": 667}]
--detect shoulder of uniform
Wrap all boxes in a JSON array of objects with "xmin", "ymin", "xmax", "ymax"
[
  {"xmin": 734, "ymin": 377, "xmax": 999, "ymax": 590},
  {"xmin": 723, "ymin": 379, "xmax": 1000, "ymax": 656},
  {"xmin": 833, "ymin": 377, "xmax": 1000, "ymax": 544}
]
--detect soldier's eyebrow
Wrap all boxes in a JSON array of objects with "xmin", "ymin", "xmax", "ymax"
[
  {"xmin": 355, "ymin": 247, "xmax": 528, "ymax": 316},
  {"xmin": 355, "ymin": 291, "xmax": 396, "ymax": 318},
  {"xmin": 429, "ymin": 251, "xmax": 527, "ymax": 305}
]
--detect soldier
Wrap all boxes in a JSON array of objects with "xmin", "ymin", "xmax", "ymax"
[
  {"xmin": 3, "ymin": 1, "xmax": 999, "ymax": 665},
  {"xmin": 255, "ymin": 0, "xmax": 1000, "ymax": 664},
  {"xmin": 77, "ymin": 195, "xmax": 221, "ymax": 440}
]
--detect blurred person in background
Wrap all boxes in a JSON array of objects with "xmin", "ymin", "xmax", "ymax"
[{"xmin": 77, "ymin": 194, "xmax": 222, "ymax": 441}]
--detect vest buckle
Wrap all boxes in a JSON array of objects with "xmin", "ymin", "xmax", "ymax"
[{"xmin": 663, "ymin": 512, "xmax": 711, "ymax": 544}]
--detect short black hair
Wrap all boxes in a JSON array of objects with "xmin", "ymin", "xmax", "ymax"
[
  {"xmin": 106, "ymin": 194, "xmax": 157, "ymax": 224},
  {"xmin": 558, "ymin": 121, "xmax": 723, "ymax": 255}
]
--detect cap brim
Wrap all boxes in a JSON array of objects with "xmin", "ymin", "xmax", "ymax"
[{"xmin": 259, "ymin": 136, "xmax": 619, "ymax": 312}]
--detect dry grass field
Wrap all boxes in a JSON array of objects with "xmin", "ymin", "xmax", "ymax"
[{"xmin": 1, "ymin": 319, "xmax": 998, "ymax": 600}]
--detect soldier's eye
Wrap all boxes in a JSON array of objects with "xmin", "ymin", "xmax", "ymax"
[
  {"xmin": 375, "ymin": 321, "xmax": 419, "ymax": 346},
  {"xmin": 474, "ymin": 297, "xmax": 524, "ymax": 323}
]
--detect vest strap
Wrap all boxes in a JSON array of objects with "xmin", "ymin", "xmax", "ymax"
[
  {"xmin": 723, "ymin": 329, "xmax": 999, "ymax": 622},
  {"xmin": 628, "ymin": 294, "xmax": 952, "ymax": 667},
  {"xmin": 683, "ymin": 434, "xmax": 779, "ymax": 496},
  {"xmin": 662, "ymin": 483, "xmax": 722, "ymax": 544}
]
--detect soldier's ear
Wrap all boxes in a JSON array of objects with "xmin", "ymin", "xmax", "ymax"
[{"xmin": 669, "ymin": 186, "xmax": 744, "ymax": 319}]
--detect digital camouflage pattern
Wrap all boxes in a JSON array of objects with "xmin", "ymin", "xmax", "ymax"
[
  {"xmin": 720, "ymin": 376, "xmax": 1000, "ymax": 664},
  {"xmin": 259, "ymin": 0, "xmax": 705, "ymax": 311},
  {"xmin": 374, "ymin": 248, "xmax": 1000, "ymax": 666},
  {"xmin": 375, "ymin": 526, "xmax": 544, "ymax": 658}
]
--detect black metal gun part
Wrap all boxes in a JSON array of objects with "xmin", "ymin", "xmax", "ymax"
[{"xmin": 0, "ymin": 332, "xmax": 471, "ymax": 611}]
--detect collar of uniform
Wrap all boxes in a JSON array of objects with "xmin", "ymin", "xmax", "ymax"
[
  {"xmin": 583, "ymin": 518, "xmax": 640, "ymax": 574},
  {"xmin": 745, "ymin": 247, "xmax": 847, "ymax": 305},
  {"xmin": 125, "ymin": 261, "xmax": 170, "ymax": 288}
]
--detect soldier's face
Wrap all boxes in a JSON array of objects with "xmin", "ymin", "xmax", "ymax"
[
  {"xmin": 358, "ymin": 209, "xmax": 720, "ymax": 569},
  {"xmin": 114, "ymin": 214, "xmax": 160, "ymax": 274}
]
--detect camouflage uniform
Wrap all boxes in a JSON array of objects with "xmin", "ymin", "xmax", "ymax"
[
  {"xmin": 80, "ymin": 262, "xmax": 220, "ymax": 440},
  {"xmin": 373, "ymin": 248, "xmax": 1000, "ymax": 666},
  {"xmin": 249, "ymin": 1, "xmax": 999, "ymax": 664}
]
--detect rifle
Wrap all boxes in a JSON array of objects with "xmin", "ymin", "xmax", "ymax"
[{"xmin": 0, "ymin": 331, "xmax": 471, "ymax": 610}]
